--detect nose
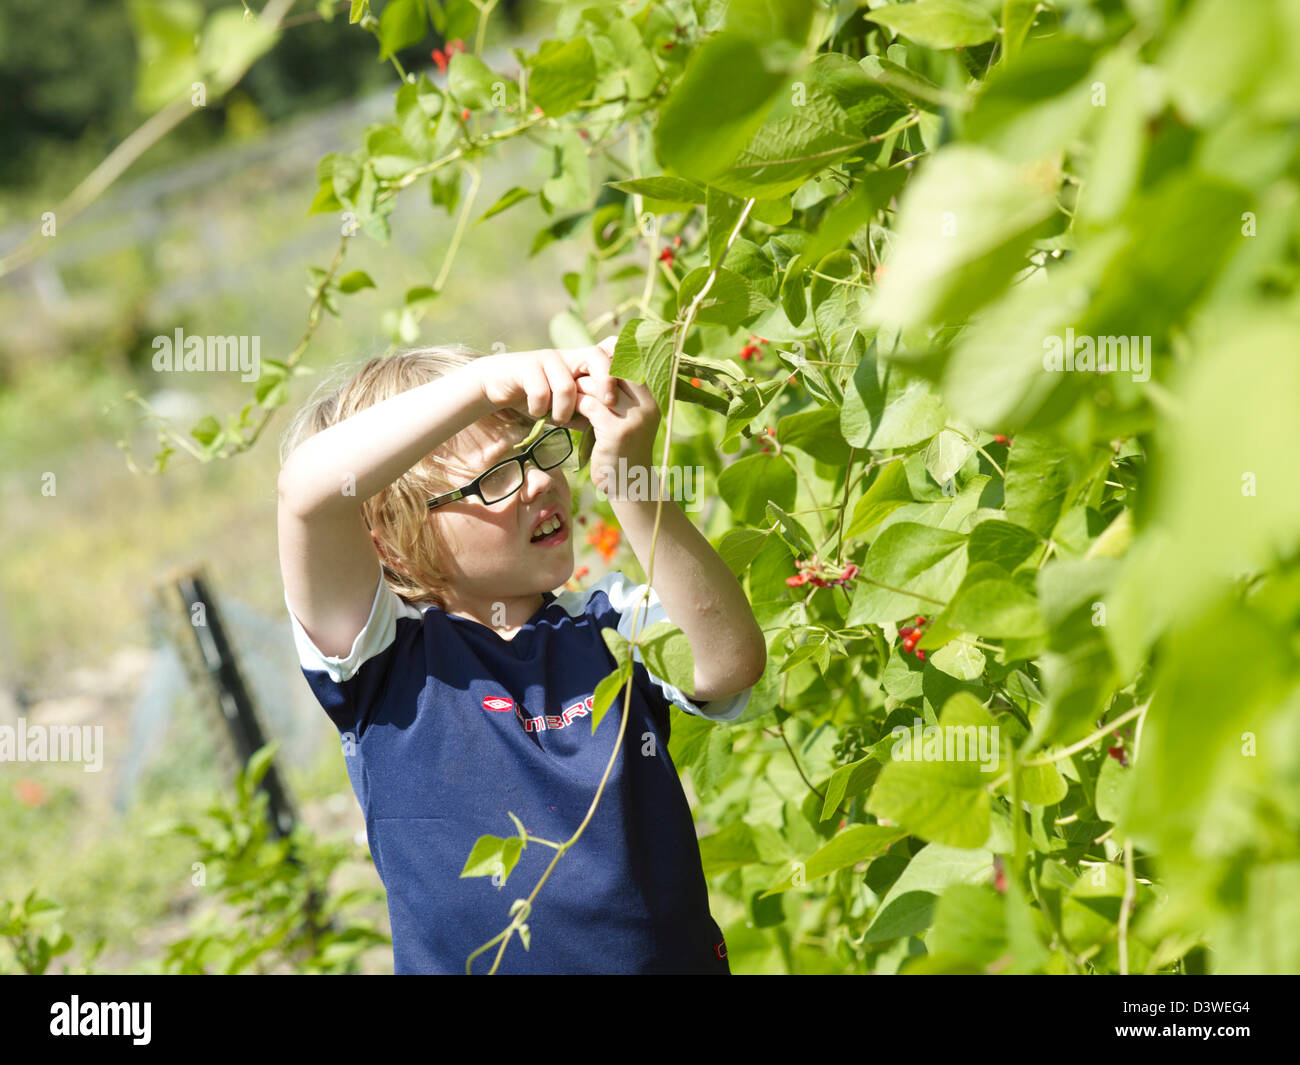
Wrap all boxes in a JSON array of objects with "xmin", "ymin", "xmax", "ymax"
[{"xmin": 519, "ymin": 462, "xmax": 556, "ymax": 503}]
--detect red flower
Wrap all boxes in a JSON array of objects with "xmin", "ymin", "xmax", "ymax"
[
  {"xmin": 586, "ymin": 519, "xmax": 622, "ymax": 563},
  {"xmin": 573, "ymin": 565, "xmax": 589, "ymax": 579},
  {"xmin": 659, "ymin": 247, "xmax": 675, "ymax": 265},
  {"xmin": 994, "ymin": 434, "xmax": 1012, "ymax": 446},
  {"xmin": 15, "ymin": 779, "xmax": 46, "ymax": 807},
  {"xmin": 431, "ymin": 48, "xmax": 448, "ymax": 74},
  {"xmin": 786, "ymin": 574, "xmax": 807, "ymax": 587},
  {"xmin": 914, "ymin": 649, "xmax": 926, "ymax": 662},
  {"xmin": 461, "ymin": 107, "xmax": 470, "ymax": 121},
  {"xmin": 689, "ymin": 377, "xmax": 702, "ymax": 388}
]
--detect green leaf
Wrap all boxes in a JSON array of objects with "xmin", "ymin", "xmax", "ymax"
[
  {"xmin": 1003, "ymin": 436, "xmax": 1075, "ymax": 538},
  {"xmin": 776, "ymin": 409, "xmax": 852, "ymax": 464},
  {"xmin": 447, "ymin": 51, "xmax": 499, "ymax": 109},
  {"xmin": 590, "ymin": 662, "xmax": 632, "ymax": 734},
  {"xmin": 820, "ymin": 757, "xmax": 882, "ymax": 821},
  {"xmin": 707, "ymin": 86, "xmax": 868, "ymax": 200},
  {"xmin": 699, "ymin": 822, "xmax": 763, "ymax": 877},
  {"xmin": 337, "ymin": 270, "xmax": 376, "ymax": 294},
  {"xmin": 459, "ymin": 834, "xmax": 523, "ymax": 882},
  {"xmin": 676, "ymin": 266, "xmax": 764, "ymax": 327},
  {"xmin": 967, "ymin": 519, "xmax": 1039, "ymax": 571},
  {"xmin": 542, "ymin": 130, "xmax": 592, "ymax": 210},
  {"xmin": 607, "ymin": 176, "xmax": 707, "ymax": 206},
  {"xmin": 845, "ymin": 460, "xmax": 912, "ymax": 540},
  {"xmin": 655, "ymin": 34, "xmax": 786, "ymax": 183},
  {"xmin": 965, "ymin": 37, "xmax": 1099, "ymax": 163},
  {"xmin": 865, "ymin": 145, "xmax": 1056, "ymax": 330},
  {"xmin": 847, "ymin": 523, "xmax": 967, "ymax": 625},
  {"xmin": 190, "ymin": 415, "xmax": 221, "ymax": 447},
  {"xmin": 841, "ymin": 350, "xmax": 947, "ymax": 450},
  {"xmin": 377, "ymin": 0, "xmax": 426, "ymax": 61},
  {"xmin": 667, "ymin": 709, "xmax": 713, "ymax": 769},
  {"xmin": 706, "ymin": 186, "xmax": 745, "ymax": 272},
  {"xmin": 715, "ymin": 528, "xmax": 771, "ymax": 577},
  {"xmin": 718, "ymin": 453, "xmax": 797, "ymax": 525},
  {"xmin": 611, "ymin": 318, "xmax": 676, "ymax": 415},
  {"xmin": 762, "ymin": 825, "xmax": 906, "ymax": 895},
  {"xmin": 867, "ymin": 707, "xmax": 999, "ymax": 848},
  {"xmin": 477, "ymin": 186, "xmax": 532, "ymax": 225},
  {"xmin": 129, "ymin": 0, "xmax": 203, "ymax": 111},
  {"xmin": 366, "ymin": 124, "xmax": 425, "ymax": 180},
  {"xmin": 637, "ymin": 621, "xmax": 697, "ymax": 695},
  {"xmin": 865, "ymin": 0, "xmax": 998, "ymax": 50},
  {"xmin": 528, "ymin": 38, "xmax": 597, "ymax": 117},
  {"xmin": 199, "ymin": 8, "xmax": 279, "ymax": 94},
  {"xmin": 1018, "ymin": 760, "xmax": 1069, "ymax": 808},
  {"xmin": 929, "ymin": 636, "xmax": 985, "ymax": 681},
  {"xmin": 946, "ymin": 579, "xmax": 1047, "ymax": 638},
  {"xmin": 764, "ymin": 501, "xmax": 817, "ymax": 558},
  {"xmin": 865, "ymin": 843, "xmax": 994, "ymax": 942}
]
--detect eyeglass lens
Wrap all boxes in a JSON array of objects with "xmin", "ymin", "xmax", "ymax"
[{"xmin": 479, "ymin": 431, "xmax": 574, "ymax": 503}]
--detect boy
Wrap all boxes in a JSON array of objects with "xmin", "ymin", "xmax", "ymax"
[{"xmin": 277, "ymin": 338, "xmax": 767, "ymax": 974}]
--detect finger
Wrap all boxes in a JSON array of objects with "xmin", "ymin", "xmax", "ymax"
[
  {"xmin": 539, "ymin": 350, "xmax": 579, "ymax": 425},
  {"xmin": 564, "ymin": 342, "xmax": 617, "ymax": 406},
  {"xmin": 518, "ymin": 359, "xmax": 552, "ymax": 419},
  {"xmin": 574, "ymin": 374, "xmax": 622, "ymax": 408},
  {"xmin": 575, "ymin": 392, "xmax": 612, "ymax": 429}
]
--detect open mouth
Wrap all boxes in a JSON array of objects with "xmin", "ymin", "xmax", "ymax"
[{"xmin": 529, "ymin": 513, "xmax": 568, "ymax": 546}]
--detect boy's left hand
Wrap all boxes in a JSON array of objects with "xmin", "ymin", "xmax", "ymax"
[{"xmin": 573, "ymin": 362, "xmax": 661, "ymax": 497}]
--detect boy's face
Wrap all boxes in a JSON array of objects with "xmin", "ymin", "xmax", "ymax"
[{"xmin": 428, "ymin": 421, "xmax": 575, "ymax": 604}]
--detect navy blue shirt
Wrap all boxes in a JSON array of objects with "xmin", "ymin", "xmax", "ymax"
[{"xmin": 285, "ymin": 570, "xmax": 750, "ymax": 974}]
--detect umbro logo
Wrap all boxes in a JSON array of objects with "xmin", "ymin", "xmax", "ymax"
[{"xmin": 483, "ymin": 692, "xmax": 595, "ymax": 732}]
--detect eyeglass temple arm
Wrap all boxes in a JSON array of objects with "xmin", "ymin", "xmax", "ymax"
[{"xmin": 426, "ymin": 487, "xmax": 468, "ymax": 509}]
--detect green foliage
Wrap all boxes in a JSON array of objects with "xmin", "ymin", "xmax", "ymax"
[
  {"xmin": 0, "ymin": 892, "xmax": 93, "ymax": 975},
  {"xmin": 152, "ymin": 743, "xmax": 388, "ymax": 975},
  {"xmin": 113, "ymin": 0, "xmax": 1300, "ymax": 974}
]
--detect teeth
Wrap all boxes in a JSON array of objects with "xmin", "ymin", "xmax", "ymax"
[{"xmin": 532, "ymin": 516, "xmax": 562, "ymax": 540}]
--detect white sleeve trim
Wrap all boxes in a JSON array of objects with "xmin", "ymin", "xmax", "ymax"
[
  {"xmin": 585, "ymin": 571, "xmax": 751, "ymax": 723},
  {"xmin": 284, "ymin": 569, "xmax": 415, "ymax": 683}
]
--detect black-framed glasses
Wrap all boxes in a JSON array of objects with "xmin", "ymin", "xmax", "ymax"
[{"xmin": 425, "ymin": 427, "xmax": 575, "ymax": 510}]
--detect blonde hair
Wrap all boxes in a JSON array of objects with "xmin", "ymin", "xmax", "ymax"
[{"xmin": 279, "ymin": 344, "xmax": 535, "ymax": 610}]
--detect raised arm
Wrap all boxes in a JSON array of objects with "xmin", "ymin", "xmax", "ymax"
[
  {"xmin": 278, "ymin": 342, "xmax": 615, "ymax": 659},
  {"xmin": 574, "ymin": 377, "xmax": 767, "ymax": 702}
]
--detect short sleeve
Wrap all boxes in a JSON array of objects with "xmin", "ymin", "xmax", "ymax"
[
  {"xmin": 573, "ymin": 571, "xmax": 751, "ymax": 723},
  {"xmin": 284, "ymin": 569, "xmax": 420, "ymax": 734}
]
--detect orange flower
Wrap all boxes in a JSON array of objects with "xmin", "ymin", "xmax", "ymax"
[
  {"xmin": 15, "ymin": 779, "xmax": 46, "ymax": 807},
  {"xmin": 586, "ymin": 519, "xmax": 622, "ymax": 563}
]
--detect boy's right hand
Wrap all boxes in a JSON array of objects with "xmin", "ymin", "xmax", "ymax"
[{"xmin": 474, "ymin": 337, "xmax": 619, "ymax": 429}]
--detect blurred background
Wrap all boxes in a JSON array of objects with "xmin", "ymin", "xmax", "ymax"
[{"xmin": 0, "ymin": 0, "xmax": 601, "ymax": 974}]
